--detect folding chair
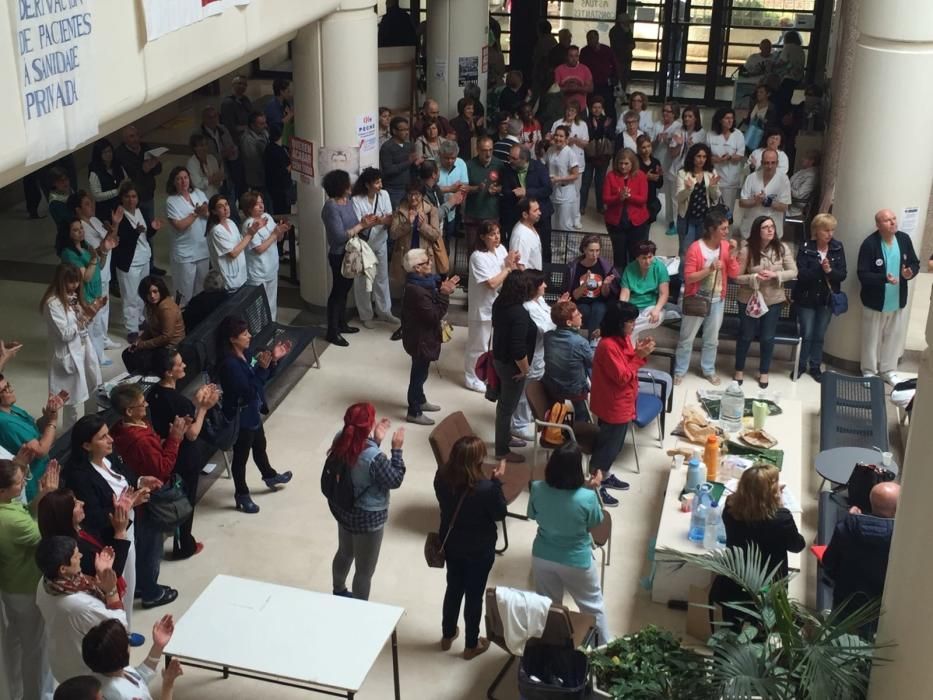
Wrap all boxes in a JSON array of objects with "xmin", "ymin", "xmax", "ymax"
[
  {"xmin": 627, "ymin": 371, "xmax": 669, "ymax": 473},
  {"xmin": 525, "ymin": 379, "xmax": 599, "ymax": 479},
  {"xmin": 590, "ymin": 508, "xmax": 613, "ymax": 589},
  {"xmin": 483, "ymin": 587, "xmax": 597, "ymax": 700}
]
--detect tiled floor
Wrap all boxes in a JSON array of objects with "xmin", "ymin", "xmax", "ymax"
[{"xmin": 0, "ymin": 100, "xmax": 928, "ymax": 698}]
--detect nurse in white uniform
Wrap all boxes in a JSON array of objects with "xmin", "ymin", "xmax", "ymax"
[
  {"xmin": 707, "ymin": 107, "xmax": 746, "ymax": 212},
  {"xmin": 165, "ymin": 167, "xmax": 211, "ymax": 307}
]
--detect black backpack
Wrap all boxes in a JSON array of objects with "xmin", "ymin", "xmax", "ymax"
[{"xmin": 321, "ymin": 454, "xmax": 356, "ymax": 511}]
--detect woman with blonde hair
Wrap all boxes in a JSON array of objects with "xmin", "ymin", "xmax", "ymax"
[
  {"xmin": 40, "ymin": 264, "xmax": 103, "ymax": 430},
  {"xmin": 710, "ymin": 463, "xmax": 805, "ymax": 630},
  {"xmin": 434, "ymin": 436, "xmax": 506, "ymax": 659}
]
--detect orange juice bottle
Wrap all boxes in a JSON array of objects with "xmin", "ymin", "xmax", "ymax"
[{"xmin": 704, "ymin": 435, "xmax": 720, "ymax": 482}]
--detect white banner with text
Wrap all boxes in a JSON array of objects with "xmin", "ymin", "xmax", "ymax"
[{"xmin": 143, "ymin": 0, "xmax": 250, "ymax": 42}]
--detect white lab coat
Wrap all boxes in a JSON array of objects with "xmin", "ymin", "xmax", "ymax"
[{"xmin": 44, "ymin": 297, "xmax": 101, "ymax": 406}]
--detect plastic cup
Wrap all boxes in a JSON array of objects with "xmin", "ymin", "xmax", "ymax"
[
  {"xmin": 752, "ymin": 401, "xmax": 768, "ymax": 430},
  {"xmin": 673, "ymin": 454, "xmax": 685, "ymax": 470},
  {"xmin": 882, "ymin": 451, "xmax": 893, "ymax": 468}
]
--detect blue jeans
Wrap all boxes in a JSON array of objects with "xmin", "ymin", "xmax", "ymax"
[
  {"xmin": 674, "ymin": 298, "xmax": 725, "ymax": 377},
  {"xmin": 677, "ymin": 216, "xmax": 704, "ymax": 257},
  {"xmin": 580, "ymin": 159, "xmax": 606, "ymax": 212},
  {"xmin": 442, "ymin": 553, "xmax": 495, "ymax": 648},
  {"xmin": 591, "ymin": 420, "xmax": 630, "ymax": 473},
  {"xmin": 735, "ymin": 302, "xmax": 782, "ymax": 374},
  {"xmin": 407, "ymin": 357, "xmax": 431, "ymax": 416},
  {"xmin": 578, "ymin": 300, "xmax": 608, "ymax": 334},
  {"xmin": 494, "ymin": 359, "xmax": 527, "ymax": 456},
  {"xmin": 134, "ymin": 509, "xmax": 165, "ymax": 601},
  {"xmin": 796, "ymin": 304, "xmax": 832, "ymax": 371}
]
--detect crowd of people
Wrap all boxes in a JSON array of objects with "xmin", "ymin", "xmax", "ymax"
[{"xmin": 1, "ymin": 17, "xmax": 925, "ymax": 698}]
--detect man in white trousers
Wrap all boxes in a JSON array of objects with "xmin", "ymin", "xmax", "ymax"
[{"xmin": 857, "ymin": 209, "xmax": 920, "ymax": 385}]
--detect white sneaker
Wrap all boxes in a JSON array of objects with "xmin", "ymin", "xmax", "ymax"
[
  {"xmin": 882, "ymin": 371, "xmax": 901, "ymax": 386},
  {"xmin": 100, "ymin": 357, "xmax": 113, "ymax": 367},
  {"xmin": 103, "ymin": 338, "xmax": 120, "ymax": 350},
  {"xmin": 511, "ymin": 427, "xmax": 535, "ymax": 442},
  {"xmin": 465, "ymin": 380, "xmax": 486, "ymax": 393},
  {"xmin": 377, "ymin": 313, "xmax": 401, "ymax": 324}
]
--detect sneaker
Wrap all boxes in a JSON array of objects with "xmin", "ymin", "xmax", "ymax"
[
  {"xmin": 599, "ymin": 488, "xmax": 619, "ymax": 507},
  {"xmin": 421, "ymin": 401, "xmax": 441, "ymax": 412},
  {"xmin": 666, "ymin": 222, "xmax": 678, "ymax": 237},
  {"xmin": 377, "ymin": 313, "xmax": 401, "ymax": 324},
  {"xmin": 511, "ymin": 427, "xmax": 535, "ymax": 442},
  {"xmin": 882, "ymin": 371, "xmax": 901, "ymax": 386},
  {"xmin": 100, "ymin": 357, "xmax": 113, "ymax": 367},
  {"xmin": 704, "ymin": 374, "xmax": 721, "ymax": 386},
  {"xmin": 361, "ymin": 319, "xmax": 376, "ymax": 329},
  {"xmin": 103, "ymin": 338, "xmax": 120, "ymax": 350},
  {"xmin": 602, "ymin": 474, "xmax": 630, "ymax": 491},
  {"xmin": 673, "ymin": 375, "xmax": 683, "ymax": 386},
  {"xmin": 128, "ymin": 633, "xmax": 146, "ymax": 647},
  {"xmin": 465, "ymin": 380, "xmax": 486, "ymax": 393},
  {"xmin": 263, "ymin": 471, "xmax": 293, "ymax": 489},
  {"xmin": 407, "ymin": 414, "xmax": 435, "ymax": 426}
]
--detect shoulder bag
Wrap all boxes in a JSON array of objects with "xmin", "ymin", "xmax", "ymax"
[
  {"xmin": 825, "ymin": 271, "xmax": 848, "ymax": 316},
  {"xmin": 147, "ymin": 475, "xmax": 193, "ymax": 533},
  {"xmin": 846, "ymin": 462, "xmax": 895, "ymax": 514},
  {"xmin": 682, "ymin": 265, "xmax": 719, "ymax": 318},
  {"xmin": 424, "ymin": 492, "xmax": 466, "ymax": 568}
]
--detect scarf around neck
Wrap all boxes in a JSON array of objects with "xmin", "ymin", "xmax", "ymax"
[
  {"xmin": 44, "ymin": 573, "xmax": 106, "ymax": 603},
  {"xmin": 406, "ymin": 272, "xmax": 441, "ymax": 289}
]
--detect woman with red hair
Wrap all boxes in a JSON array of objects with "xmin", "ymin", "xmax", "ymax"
[{"xmin": 328, "ymin": 402, "xmax": 406, "ymax": 600}]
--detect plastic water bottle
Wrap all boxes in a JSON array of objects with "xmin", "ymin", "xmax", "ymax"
[
  {"xmin": 717, "ymin": 507, "xmax": 728, "ymax": 545},
  {"xmin": 720, "ymin": 381, "xmax": 745, "ymax": 434},
  {"xmin": 704, "ymin": 500, "xmax": 723, "ymax": 550},
  {"xmin": 685, "ymin": 451, "xmax": 706, "ymax": 491},
  {"xmin": 689, "ymin": 483, "xmax": 713, "ymax": 542}
]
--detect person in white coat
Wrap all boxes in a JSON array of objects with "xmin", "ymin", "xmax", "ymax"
[
  {"xmin": 707, "ymin": 107, "xmax": 746, "ymax": 211},
  {"xmin": 546, "ymin": 127, "xmax": 581, "ymax": 231},
  {"xmin": 240, "ymin": 190, "xmax": 289, "ymax": 320},
  {"xmin": 207, "ymin": 193, "xmax": 251, "ymax": 291},
  {"xmin": 549, "ymin": 105, "xmax": 589, "ymax": 229},
  {"xmin": 466, "ymin": 223, "xmax": 520, "ymax": 392},
  {"xmin": 33, "ymin": 535, "xmax": 127, "ymax": 685},
  {"xmin": 111, "ymin": 182, "xmax": 158, "ymax": 343},
  {"xmin": 511, "ymin": 270, "xmax": 559, "ymax": 440},
  {"xmin": 746, "ymin": 127, "xmax": 789, "ymax": 175},
  {"xmin": 164, "ymin": 167, "xmax": 210, "ymax": 308},
  {"xmin": 651, "ymin": 102, "xmax": 681, "ymax": 227},
  {"xmin": 73, "ymin": 192, "xmax": 120, "ymax": 358},
  {"xmin": 351, "ymin": 168, "xmax": 398, "ymax": 328},
  {"xmin": 738, "ymin": 149, "xmax": 792, "ymax": 239},
  {"xmin": 510, "ymin": 198, "xmax": 543, "ymax": 271},
  {"xmin": 667, "ymin": 106, "xmax": 706, "ymax": 235},
  {"xmin": 41, "ymin": 265, "xmax": 103, "ymax": 430}
]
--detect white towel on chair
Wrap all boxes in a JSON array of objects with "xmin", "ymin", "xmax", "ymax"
[{"xmin": 495, "ymin": 586, "xmax": 552, "ymax": 655}]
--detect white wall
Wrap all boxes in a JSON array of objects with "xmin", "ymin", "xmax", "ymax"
[{"xmin": 0, "ymin": 0, "xmax": 350, "ymax": 188}]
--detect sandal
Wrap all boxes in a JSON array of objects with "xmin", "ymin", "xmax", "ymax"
[{"xmin": 704, "ymin": 374, "xmax": 721, "ymax": 386}]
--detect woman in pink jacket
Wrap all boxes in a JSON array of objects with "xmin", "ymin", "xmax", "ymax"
[
  {"xmin": 602, "ymin": 148, "xmax": 649, "ymax": 270},
  {"xmin": 673, "ymin": 211, "xmax": 740, "ymax": 385},
  {"xmin": 588, "ymin": 300, "xmax": 655, "ymax": 507}
]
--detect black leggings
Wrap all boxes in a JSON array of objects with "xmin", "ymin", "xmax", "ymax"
[
  {"xmin": 231, "ymin": 425, "xmax": 277, "ymax": 496},
  {"xmin": 327, "ymin": 253, "xmax": 354, "ymax": 335}
]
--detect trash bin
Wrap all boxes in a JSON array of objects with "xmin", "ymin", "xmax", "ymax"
[{"xmin": 518, "ymin": 644, "xmax": 589, "ymax": 700}]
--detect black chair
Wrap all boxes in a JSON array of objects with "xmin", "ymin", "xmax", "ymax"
[
  {"xmin": 542, "ymin": 262, "xmax": 569, "ymax": 303},
  {"xmin": 819, "ymin": 371, "xmax": 889, "ymax": 452}
]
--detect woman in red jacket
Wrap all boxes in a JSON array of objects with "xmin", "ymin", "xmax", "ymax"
[
  {"xmin": 109, "ymin": 383, "xmax": 187, "ymax": 608},
  {"xmin": 602, "ymin": 148, "xmax": 649, "ymax": 271},
  {"xmin": 588, "ymin": 300, "xmax": 655, "ymax": 507}
]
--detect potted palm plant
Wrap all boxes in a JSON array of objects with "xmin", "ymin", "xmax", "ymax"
[{"xmin": 658, "ymin": 544, "xmax": 890, "ymax": 700}]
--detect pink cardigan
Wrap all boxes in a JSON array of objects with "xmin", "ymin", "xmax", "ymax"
[{"xmin": 682, "ymin": 239, "xmax": 740, "ymax": 299}]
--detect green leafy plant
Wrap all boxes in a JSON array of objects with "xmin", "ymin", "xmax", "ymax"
[
  {"xmin": 586, "ymin": 625, "xmax": 714, "ymax": 699},
  {"xmin": 658, "ymin": 544, "xmax": 891, "ymax": 700}
]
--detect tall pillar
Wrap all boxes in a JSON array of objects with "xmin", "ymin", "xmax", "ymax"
[
  {"xmin": 821, "ymin": 2, "xmax": 933, "ymax": 367},
  {"xmin": 426, "ymin": 0, "xmax": 488, "ymax": 117},
  {"xmin": 292, "ymin": 3, "xmax": 379, "ymax": 307},
  {"xmin": 868, "ymin": 295, "xmax": 933, "ymax": 697}
]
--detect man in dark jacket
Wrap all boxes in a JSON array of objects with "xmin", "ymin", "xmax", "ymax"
[
  {"xmin": 501, "ymin": 145, "xmax": 553, "ymax": 260},
  {"xmin": 380, "ymin": 116, "xmax": 417, "ymax": 209},
  {"xmin": 856, "ymin": 209, "xmax": 920, "ymax": 384},
  {"xmin": 400, "ymin": 249, "xmax": 459, "ymax": 426},
  {"xmin": 823, "ymin": 482, "xmax": 899, "ymax": 632}
]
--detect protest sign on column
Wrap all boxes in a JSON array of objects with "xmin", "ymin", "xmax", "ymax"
[{"xmin": 15, "ymin": 0, "xmax": 97, "ymax": 165}]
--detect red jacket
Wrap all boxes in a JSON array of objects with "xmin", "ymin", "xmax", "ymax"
[
  {"xmin": 110, "ymin": 421, "xmax": 181, "ymax": 482},
  {"xmin": 603, "ymin": 168, "xmax": 648, "ymax": 228},
  {"xmin": 590, "ymin": 335, "xmax": 646, "ymax": 424}
]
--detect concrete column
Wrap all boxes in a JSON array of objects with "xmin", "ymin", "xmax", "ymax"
[
  {"xmin": 292, "ymin": 2, "xmax": 379, "ymax": 307},
  {"xmin": 868, "ymin": 291, "xmax": 933, "ymax": 697},
  {"xmin": 426, "ymin": 0, "xmax": 489, "ymax": 117},
  {"xmin": 821, "ymin": 2, "xmax": 933, "ymax": 367}
]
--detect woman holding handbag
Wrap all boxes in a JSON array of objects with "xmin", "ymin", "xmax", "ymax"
[
  {"xmin": 673, "ymin": 211, "xmax": 740, "ymax": 386},
  {"xmin": 733, "ymin": 216, "xmax": 797, "ymax": 389},
  {"xmin": 321, "ymin": 169, "xmax": 366, "ymax": 347},
  {"xmin": 434, "ymin": 436, "xmax": 506, "ymax": 659},
  {"xmin": 602, "ymin": 148, "xmax": 649, "ymax": 270},
  {"xmin": 580, "ymin": 95, "xmax": 614, "ymax": 216},
  {"xmin": 792, "ymin": 213, "xmax": 847, "ymax": 382}
]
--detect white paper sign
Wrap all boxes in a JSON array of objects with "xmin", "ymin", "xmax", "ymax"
[
  {"xmin": 900, "ymin": 206, "xmax": 920, "ymax": 239},
  {"xmin": 356, "ymin": 113, "xmax": 378, "ymax": 155},
  {"xmin": 573, "ymin": 0, "xmax": 615, "ymax": 21},
  {"xmin": 15, "ymin": 0, "xmax": 98, "ymax": 165}
]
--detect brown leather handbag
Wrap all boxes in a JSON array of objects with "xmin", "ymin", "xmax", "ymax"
[{"xmin": 682, "ymin": 267, "xmax": 719, "ymax": 318}]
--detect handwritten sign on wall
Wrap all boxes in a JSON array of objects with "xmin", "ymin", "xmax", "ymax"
[{"xmin": 15, "ymin": 0, "xmax": 98, "ymax": 165}]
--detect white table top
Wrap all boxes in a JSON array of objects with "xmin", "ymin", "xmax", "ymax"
[
  {"xmin": 164, "ymin": 575, "xmax": 405, "ymax": 692},
  {"xmin": 654, "ymin": 398, "xmax": 803, "ymax": 571}
]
